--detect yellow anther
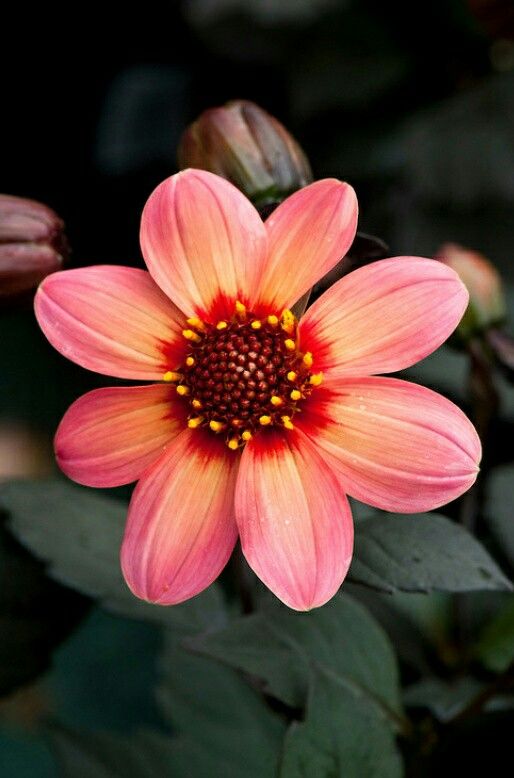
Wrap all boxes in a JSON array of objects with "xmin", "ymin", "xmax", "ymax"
[
  {"xmin": 186, "ymin": 316, "xmax": 205, "ymax": 331},
  {"xmin": 251, "ymin": 320, "xmax": 262, "ymax": 330},
  {"xmin": 309, "ymin": 372, "xmax": 324, "ymax": 386},
  {"xmin": 192, "ymin": 398, "xmax": 203, "ymax": 409},
  {"xmin": 216, "ymin": 320, "xmax": 228, "ymax": 330},
  {"xmin": 287, "ymin": 370, "xmax": 297, "ymax": 382},
  {"xmin": 183, "ymin": 329, "xmax": 201, "ymax": 343},
  {"xmin": 284, "ymin": 338, "xmax": 296, "ymax": 351},
  {"xmin": 290, "ymin": 389, "xmax": 302, "ymax": 401},
  {"xmin": 281, "ymin": 309, "xmax": 296, "ymax": 334},
  {"xmin": 270, "ymin": 396, "xmax": 283, "ymax": 406},
  {"xmin": 162, "ymin": 371, "xmax": 181, "ymax": 382},
  {"xmin": 209, "ymin": 420, "xmax": 225, "ymax": 433},
  {"xmin": 188, "ymin": 417, "xmax": 203, "ymax": 429},
  {"xmin": 267, "ymin": 314, "xmax": 279, "ymax": 326},
  {"xmin": 259, "ymin": 415, "xmax": 272, "ymax": 426},
  {"xmin": 302, "ymin": 351, "xmax": 313, "ymax": 368},
  {"xmin": 281, "ymin": 415, "xmax": 294, "ymax": 430},
  {"xmin": 242, "ymin": 430, "xmax": 253, "ymax": 441},
  {"xmin": 176, "ymin": 385, "xmax": 189, "ymax": 396},
  {"xmin": 185, "ymin": 356, "xmax": 195, "ymax": 367},
  {"xmin": 235, "ymin": 300, "xmax": 246, "ymax": 317},
  {"xmin": 227, "ymin": 438, "xmax": 239, "ymax": 450}
]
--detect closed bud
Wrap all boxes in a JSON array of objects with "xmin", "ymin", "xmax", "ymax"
[
  {"xmin": 436, "ymin": 243, "xmax": 506, "ymax": 339},
  {"xmin": 0, "ymin": 194, "xmax": 68, "ymax": 299},
  {"xmin": 178, "ymin": 100, "xmax": 312, "ymax": 206}
]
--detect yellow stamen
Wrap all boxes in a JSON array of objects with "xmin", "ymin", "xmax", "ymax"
[
  {"xmin": 209, "ymin": 420, "xmax": 225, "ymax": 433},
  {"xmin": 284, "ymin": 338, "xmax": 296, "ymax": 351},
  {"xmin": 162, "ymin": 371, "xmax": 181, "ymax": 382},
  {"xmin": 270, "ymin": 396, "xmax": 283, "ymax": 406},
  {"xmin": 176, "ymin": 385, "xmax": 189, "ymax": 396},
  {"xmin": 287, "ymin": 370, "xmax": 297, "ymax": 381},
  {"xmin": 281, "ymin": 415, "xmax": 294, "ymax": 430},
  {"xmin": 185, "ymin": 356, "xmax": 195, "ymax": 367},
  {"xmin": 281, "ymin": 309, "xmax": 296, "ymax": 334},
  {"xmin": 302, "ymin": 351, "xmax": 313, "ymax": 368},
  {"xmin": 267, "ymin": 314, "xmax": 279, "ymax": 326},
  {"xmin": 188, "ymin": 417, "xmax": 203, "ymax": 429},
  {"xmin": 191, "ymin": 398, "xmax": 203, "ymax": 409},
  {"xmin": 216, "ymin": 320, "xmax": 228, "ymax": 330},
  {"xmin": 182, "ymin": 329, "xmax": 201, "ymax": 343},
  {"xmin": 259, "ymin": 415, "xmax": 272, "ymax": 426},
  {"xmin": 235, "ymin": 300, "xmax": 246, "ymax": 317},
  {"xmin": 227, "ymin": 438, "xmax": 239, "ymax": 450},
  {"xmin": 251, "ymin": 320, "xmax": 262, "ymax": 330},
  {"xmin": 242, "ymin": 430, "xmax": 253, "ymax": 441},
  {"xmin": 186, "ymin": 316, "xmax": 205, "ymax": 331},
  {"xmin": 290, "ymin": 389, "xmax": 302, "ymax": 401},
  {"xmin": 309, "ymin": 372, "xmax": 323, "ymax": 386}
]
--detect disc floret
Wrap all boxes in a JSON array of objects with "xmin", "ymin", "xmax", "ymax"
[{"xmin": 164, "ymin": 302, "xmax": 322, "ymax": 449}]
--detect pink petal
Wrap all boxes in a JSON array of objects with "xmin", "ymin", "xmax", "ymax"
[
  {"xmin": 55, "ymin": 385, "xmax": 185, "ymax": 488},
  {"xmin": 298, "ymin": 377, "xmax": 481, "ymax": 513},
  {"xmin": 140, "ymin": 169, "xmax": 268, "ymax": 322},
  {"xmin": 235, "ymin": 429, "xmax": 354, "ymax": 611},
  {"xmin": 121, "ymin": 428, "xmax": 239, "ymax": 605},
  {"xmin": 299, "ymin": 257, "xmax": 469, "ymax": 380},
  {"xmin": 253, "ymin": 179, "xmax": 358, "ymax": 312},
  {"xmin": 35, "ymin": 266, "xmax": 186, "ymax": 380}
]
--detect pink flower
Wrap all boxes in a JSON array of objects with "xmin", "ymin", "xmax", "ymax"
[{"xmin": 34, "ymin": 170, "xmax": 481, "ymax": 611}]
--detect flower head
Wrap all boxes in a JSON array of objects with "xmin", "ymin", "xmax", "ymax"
[{"xmin": 35, "ymin": 170, "xmax": 481, "ymax": 611}]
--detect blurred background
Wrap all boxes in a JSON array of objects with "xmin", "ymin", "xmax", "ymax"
[{"xmin": 1, "ymin": 0, "xmax": 514, "ymax": 774}]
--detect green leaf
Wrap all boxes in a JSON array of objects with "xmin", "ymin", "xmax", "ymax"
[
  {"xmin": 349, "ymin": 513, "xmax": 512, "ymax": 593},
  {"xmin": 156, "ymin": 634, "xmax": 285, "ymax": 777},
  {"xmin": 475, "ymin": 596, "xmax": 514, "ymax": 673},
  {"xmin": 280, "ymin": 668, "xmax": 403, "ymax": 778},
  {"xmin": 0, "ymin": 513, "xmax": 86, "ymax": 697},
  {"xmin": 47, "ymin": 724, "xmax": 175, "ymax": 778},
  {"xmin": 487, "ymin": 465, "xmax": 514, "ymax": 569},
  {"xmin": 1, "ymin": 479, "xmax": 226, "ymax": 633},
  {"xmin": 191, "ymin": 593, "xmax": 402, "ymax": 723},
  {"xmin": 403, "ymin": 677, "xmax": 483, "ymax": 722}
]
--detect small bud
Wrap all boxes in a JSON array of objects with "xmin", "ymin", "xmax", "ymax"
[
  {"xmin": 0, "ymin": 194, "xmax": 68, "ymax": 299},
  {"xmin": 178, "ymin": 100, "xmax": 312, "ymax": 206},
  {"xmin": 436, "ymin": 243, "xmax": 506, "ymax": 339}
]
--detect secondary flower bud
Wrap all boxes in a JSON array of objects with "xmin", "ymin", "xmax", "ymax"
[
  {"xmin": 178, "ymin": 100, "xmax": 313, "ymax": 206},
  {"xmin": 0, "ymin": 194, "xmax": 68, "ymax": 299},
  {"xmin": 436, "ymin": 243, "xmax": 506, "ymax": 339}
]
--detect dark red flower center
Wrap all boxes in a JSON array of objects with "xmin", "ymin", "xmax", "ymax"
[{"xmin": 165, "ymin": 305, "xmax": 322, "ymax": 449}]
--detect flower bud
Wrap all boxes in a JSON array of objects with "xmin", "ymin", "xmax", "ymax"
[
  {"xmin": 0, "ymin": 194, "xmax": 68, "ymax": 299},
  {"xmin": 178, "ymin": 100, "xmax": 313, "ymax": 206},
  {"xmin": 436, "ymin": 243, "xmax": 506, "ymax": 339}
]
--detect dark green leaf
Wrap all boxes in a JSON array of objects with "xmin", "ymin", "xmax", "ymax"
[
  {"xmin": 280, "ymin": 668, "xmax": 403, "ymax": 778},
  {"xmin": 47, "ymin": 724, "xmax": 175, "ymax": 778},
  {"xmin": 404, "ymin": 677, "xmax": 483, "ymax": 722},
  {"xmin": 1, "ymin": 479, "xmax": 226, "ymax": 633},
  {"xmin": 475, "ymin": 596, "xmax": 514, "ymax": 673},
  {"xmin": 0, "ymin": 514, "xmax": 86, "ymax": 697},
  {"xmin": 191, "ymin": 593, "xmax": 402, "ymax": 723},
  {"xmin": 156, "ymin": 634, "xmax": 285, "ymax": 777},
  {"xmin": 349, "ymin": 513, "xmax": 512, "ymax": 593},
  {"xmin": 487, "ymin": 465, "xmax": 514, "ymax": 569}
]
